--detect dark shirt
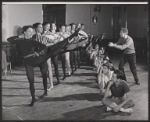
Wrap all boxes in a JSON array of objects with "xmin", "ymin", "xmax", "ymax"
[
  {"xmin": 106, "ymin": 80, "xmax": 130, "ymax": 98},
  {"xmin": 7, "ymin": 36, "xmax": 46, "ymax": 57}
]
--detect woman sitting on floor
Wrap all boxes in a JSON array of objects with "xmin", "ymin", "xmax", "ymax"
[{"xmin": 102, "ymin": 69, "xmax": 135, "ymax": 113}]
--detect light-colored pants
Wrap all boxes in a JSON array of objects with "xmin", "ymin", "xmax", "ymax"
[
  {"xmin": 47, "ymin": 58, "xmax": 53, "ymax": 84},
  {"xmin": 64, "ymin": 52, "xmax": 71, "ymax": 73}
]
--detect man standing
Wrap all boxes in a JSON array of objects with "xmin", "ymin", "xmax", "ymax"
[{"xmin": 108, "ymin": 28, "xmax": 140, "ymax": 85}]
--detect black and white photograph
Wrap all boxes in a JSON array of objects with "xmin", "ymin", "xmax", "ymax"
[{"xmin": 1, "ymin": 1, "xmax": 149, "ymax": 120}]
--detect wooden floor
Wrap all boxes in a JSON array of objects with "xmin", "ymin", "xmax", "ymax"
[{"xmin": 2, "ymin": 56, "xmax": 148, "ymax": 120}]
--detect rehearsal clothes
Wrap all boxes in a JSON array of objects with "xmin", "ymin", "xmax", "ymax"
[
  {"xmin": 7, "ymin": 30, "xmax": 79, "ymax": 105},
  {"xmin": 7, "ymin": 29, "xmax": 80, "ymax": 67},
  {"xmin": 7, "ymin": 36, "xmax": 48, "ymax": 104},
  {"xmin": 103, "ymin": 80, "xmax": 135, "ymax": 109},
  {"xmin": 7, "ymin": 36, "xmax": 45, "ymax": 58},
  {"xmin": 114, "ymin": 35, "xmax": 139, "ymax": 82},
  {"xmin": 7, "ymin": 36, "xmax": 68, "ymax": 66}
]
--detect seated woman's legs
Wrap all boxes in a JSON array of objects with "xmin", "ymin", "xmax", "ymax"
[
  {"xmin": 102, "ymin": 97, "xmax": 134, "ymax": 113},
  {"xmin": 102, "ymin": 98, "xmax": 118, "ymax": 108}
]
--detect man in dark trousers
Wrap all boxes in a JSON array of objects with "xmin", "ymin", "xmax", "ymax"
[
  {"xmin": 7, "ymin": 25, "xmax": 80, "ymax": 106},
  {"xmin": 108, "ymin": 28, "xmax": 140, "ymax": 85}
]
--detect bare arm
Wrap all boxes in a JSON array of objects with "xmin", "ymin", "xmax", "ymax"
[{"xmin": 103, "ymin": 81, "xmax": 113, "ymax": 99}]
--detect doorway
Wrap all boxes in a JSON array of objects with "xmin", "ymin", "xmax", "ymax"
[
  {"xmin": 112, "ymin": 5, "xmax": 127, "ymax": 40},
  {"xmin": 42, "ymin": 4, "xmax": 66, "ymax": 30}
]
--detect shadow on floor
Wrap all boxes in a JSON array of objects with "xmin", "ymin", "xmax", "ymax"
[
  {"xmin": 57, "ymin": 105, "xmax": 131, "ymax": 120},
  {"xmin": 38, "ymin": 93, "xmax": 103, "ymax": 103},
  {"xmin": 8, "ymin": 73, "xmax": 27, "ymax": 76},
  {"xmin": 2, "ymin": 94, "xmax": 31, "ymax": 97},
  {"xmin": 79, "ymin": 67, "xmax": 95, "ymax": 71},
  {"xmin": 2, "ymin": 79, "xmax": 43, "ymax": 84},
  {"xmin": 62, "ymin": 81, "xmax": 99, "ymax": 89},
  {"xmin": 73, "ymin": 73, "xmax": 95, "ymax": 77},
  {"xmin": 2, "ymin": 87, "xmax": 43, "ymax": 90},
  {"xmin": 3, "ymin": 104, "xmax": 32, "ymax": 108},
  {"xmin": 128, "ymin": 83, "xmax": 137, "ymax": 88}
]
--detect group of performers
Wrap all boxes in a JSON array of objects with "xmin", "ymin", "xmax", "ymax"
[
  {"xmin": 6, "ymin": 22, "xmax": 139, "ymax": 114},
  {"xmin": 86, "ymin": 28, "xmax": 139, "ymax": 113},
  {"xmin": 7, "ymin": 22, "xmax": 88, "ymax": 106}
]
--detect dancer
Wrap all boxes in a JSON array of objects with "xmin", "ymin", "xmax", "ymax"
[
  {"xmin": 33, "ymin": 22, "xmax": 54, "ymax": 91},
  {"xmin": 70, "ymin": 23, "xmax": 77, "ymax": 74},
  {"xmin": 59, "ymin": 25, "xmax": 72, "ymax": 80},
  {"xmin": 42, "ymin": 22, "xmax": 60, "ymax": 86},
  {"xmin": 7, "ymin": 25, "xmax": 80, "ymax": 106},
  {"xmin": 7, "ymin": 25, "xmax": 48, "ymax": 106},
  {"xmin": 50, "ymin": 23, "xmax": 61, "ymax": 85},
  {"xmin": 58, "ymin": 24, "xmax": 68, "ymax": 80},
  {"xmin": 64, "ymin": 25, "xmax": 72, "ymax": 76}
]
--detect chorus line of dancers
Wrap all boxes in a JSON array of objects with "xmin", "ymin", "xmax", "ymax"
[
  {"xmin": 32, "ymin": 22, "xmax": 88, "ymax": 89},
  {"xmin": 7, "ymin": 22, "xmax": 88, "ymax": 106},
  {"xmin": 6, "ymin": 23, "xmax": 139, "ymax": 114},
  {"xmin": 86, "ymin": 28, "xmax": 140, "ymax": 113}
]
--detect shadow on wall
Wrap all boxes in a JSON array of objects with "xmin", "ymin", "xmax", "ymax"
[
  {"xmin": 13, "ymin": 26, "xmax": 22, "ymax": 36},
  {"xmin": 2, "ymin": 8, "xmax": 6, "ymax": 22},
  {"xmin": 2, "ymin": 28, "xmax": 6, "ymax": 42}
]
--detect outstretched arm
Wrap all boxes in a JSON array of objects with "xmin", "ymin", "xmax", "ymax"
[
  {"xmin": 113, "ymin": 39, "xmax": 132, "ymax": 50},
  {"xmin": 109, "ymin": 38, "xmax": 132, "ymax": 50},
  {"xmin": 7, "ymin": 36, "xmax": 19, "ymax": 44},
  {"xmin": 7, "ymin": 34, "xmax": 25, "ymax": 44}
]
